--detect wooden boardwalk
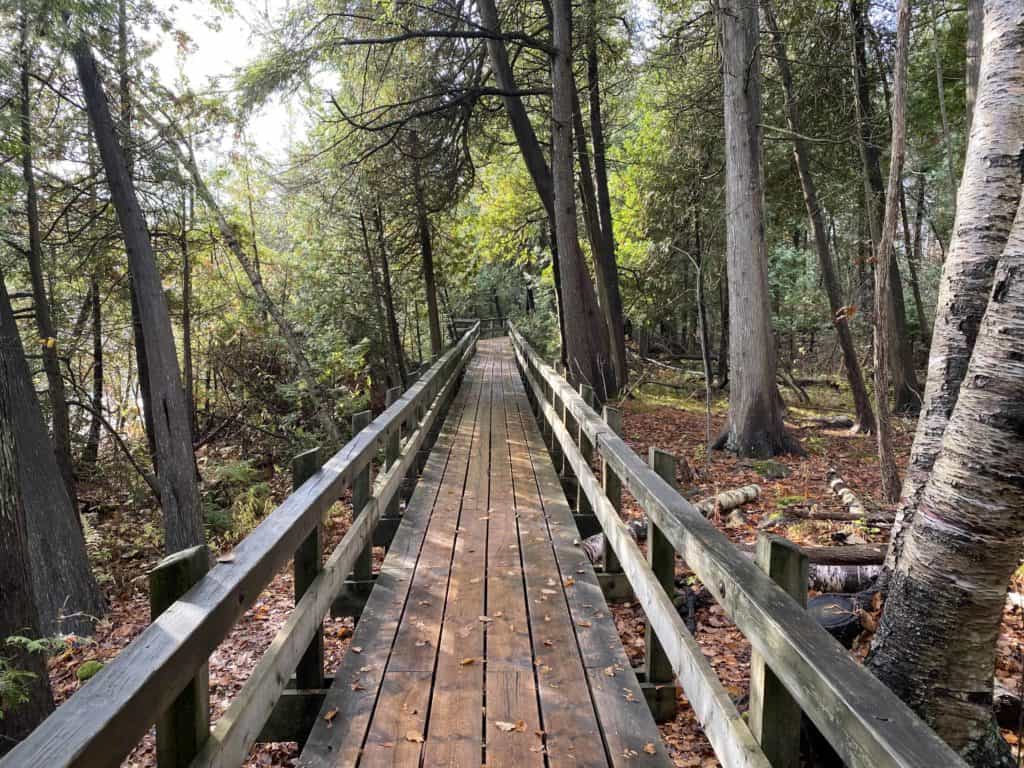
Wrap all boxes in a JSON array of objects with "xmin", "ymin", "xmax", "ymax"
[{"xmin": 301, "ymin": 338, "xmax": 671, "ymax": 767}]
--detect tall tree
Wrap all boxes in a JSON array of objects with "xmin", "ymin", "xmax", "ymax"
[
  {"xmin": 869, "ymin": 132, "xmax": 1024, "ymax": 768},
  {"xmin": 763, "ymin": 0, "xmax": 875, "ymax": 434},
  {"xmin": 73, "ymin": 38, "xmax": 205, "ymax": 553},
  {"xmin": 0, "ymin": 315, "xmax": 54, "ymax": 754},
  {"xmin": 715, "ymin": 0, "xmax": 798, "ymax": 457},
  {"xmin": 1, "ymin": 279, "xmax": 103, "ymax": 636},
  {"xmin": 18, "ymin": 14, "xmax": 75, "ymax": 502},
  {"xmin": 850, "ymin": 0, "xmax": 921, "ymax": 414},
  {"xmin": 883, "ymin": 0, "xmax": 1024, "ymax": 581},
  {"xmin": 870, "ymin": 0, "xmax": 909, "ymax": 503}
]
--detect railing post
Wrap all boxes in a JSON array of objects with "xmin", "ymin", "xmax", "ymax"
[
  {"xmin": 334, "ymin": 410, "xmax": 374, "ymax": 619},
  {"xmin": 597, "ymin": 406, "xmax": 632, "ymax": 601},
  {"xmin": 643, "ymin": 448, "xmax": 679, "ymax": 722},
  {"xmin": 376, "ymin": 386, "xmax": 403, "ymax": 551},
  {"xmin": 574, "ymin": 383, "xmax": 599, "ymax": 537},
  {"xmin": 750, "ymin": 533, "xmax": 807, "ymax": 768},
  {"xmin": 150, "ymin": 545, "xmax": 210, "ymax": 767},
  {"xmin": 292, "ymin": 447, "xmax": 324, "ymax": 693}
]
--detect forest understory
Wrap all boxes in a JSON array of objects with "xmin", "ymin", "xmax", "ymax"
[{"xmin": 48, "ymin": 373, "xmax": 1024, "ymax": 768}]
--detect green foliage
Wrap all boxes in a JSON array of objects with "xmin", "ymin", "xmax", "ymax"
[
  {"xmin": 0, "ymin": 635, "xmax": 65, "ymax": 719},
  {"xmin": 75, "ymin": 660, "xmax": 104, "ymax": 682}
]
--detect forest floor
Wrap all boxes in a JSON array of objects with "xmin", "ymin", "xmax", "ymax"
[{"xmin": 46, "ymin": 372, "xmax": 1024, "ymax": 767}]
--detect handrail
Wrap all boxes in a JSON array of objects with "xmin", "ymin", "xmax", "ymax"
[
  {"xmin": 508, "ymin": 325, "xmax": 965, "ymax": 768},
  {"xmin": 3, "ymin": 323, "xmax": 479, "ymax": 768}
]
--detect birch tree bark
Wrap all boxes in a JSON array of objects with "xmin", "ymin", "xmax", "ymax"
[
  {"xmin": 868, "ymin": 193, "xmax": 1024, "ymax": 768},
  {"xmin": 715, "ymin": 0, "xmax": 799, "ymax": 457},
  {"xmin": 884, "ymin": 0, "xmax": 1024, "ymax": 576}
]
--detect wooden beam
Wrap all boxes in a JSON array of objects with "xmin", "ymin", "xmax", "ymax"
[{"xmin": 292, "ymin": 448, "xmax": 324, "ymax": 695}]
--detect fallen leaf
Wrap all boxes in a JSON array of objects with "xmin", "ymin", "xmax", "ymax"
[
  {"xmin": 323, "ymin": 708, "xmax": 338, "ymax": 722},
  {"xmin": 405, "ymin": 731, "xmax": 425, "ymax": 743},
  {"xmin": 216, "ymin": 553, "xmax": 235, "ymax": 563},
  {"xmin": 460, "ymin": 657, "xmax": 477, "ymax": 665},
  {"xmin": 643, "ymin": 743, "xmax": 657, "ymax": 754},
  {"xmin": 352, "ymin": 646, "xmax": 363, "ymax": 654}
]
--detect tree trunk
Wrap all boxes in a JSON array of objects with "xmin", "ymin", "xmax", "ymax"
[
  {"xmin": 717, "ymin": 269, "xmax": 729, "ymax": 388},
  {"xmin": 850, "ymin": 0, "xmax": 921, "ymax": 414},
  {"xmin": 82, "ymin": 278, "xmax": 103, "ymax": 465},
  {"xmin": 412, "ymin": 169, "xmax": 443, "ymax": 358},
  {"xmin": 904, "ymin": 174, "xmax": 931, "ymax": 343},
  {"xmin": 930, "ymin": 0, "xmax": 959, "ymax": 219},
  {"xmin": 19, "ymin": 17, "xmax": 75, "ymax": 504},
  {"xmin": 358, "ymin": 212, "xmax": 399, "ymax": 386},
  {"xmin": 373, "ymin": 206, "xmax": 408, "ymax": 383},
  {"xmin": 0, "ymin": 325, "xmax": 54, "ymax": 754},
  {"xmin": 965, "ymin": 0, "xmax": 983, "ymax": 135},
  {"xmin": 715, "ymin": 0, "xmax": 798, "ymax": 457},
  {"xmin": 1, "ymin": 278, "xmax": 103, "ymax": 635},
  {"xmin": 870, "ymin": 0, "xmax": 909, "ymax": 504},
  {"xmin": 867, "ymin": 195, "xmax": 1024, "ymax": 768},
  {"xmin": 74, "ymin": 39, "xmax": 204, "ymax": 553},
  {"xmin": 883, "ymin": 0, "xmax": 1024, "ymax": 581},
  {"xmin": 550, "ymin": 0, "xmax": 615, "ymax": 402},
  {"xmin": 148, "ymin": 111, "xmax": 342, "ymax": 444},
  {"xmin": 584, "ymin": 0, "xmax": 627, "ymax": 392},
  {"xmin": 763, "ymin": 0, "xmax": 875, "ymax": 434},
  {"xmin": 182, "ymin": 187, "xmax": 196, "ymax": 435}
]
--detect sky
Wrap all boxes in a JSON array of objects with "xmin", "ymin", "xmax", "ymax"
[{"xmin": 147, "ymin": 0, "xmax": 306, "ymax": 162}]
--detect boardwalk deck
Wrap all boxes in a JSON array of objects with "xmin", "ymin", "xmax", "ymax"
[{"xmin": 300, "ymin": 338, "xmax": 670, "ymax": 767}]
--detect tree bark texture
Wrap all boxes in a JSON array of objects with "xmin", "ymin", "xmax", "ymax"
[
  {"xmin": 74, "ymin": 40, "xmax": 205, "ymax": 553},
  {"xmin": 870, "ymin": 0, "xmax": 909, "ymax": 504},
  {"xmin": 374, "ymin": 206, "xmax": 408, "ymax": 384},
  {"xmin": 550, "ymin": 0, "xmax": 615, "ymax": 402},
  {"xmin": 886, "ymin": 0, "xmax": 1024, "ymax": 576},
  {"xmin": 0, "ymin": 324, "xmax": 54, "ymax": 754},
  {"xmin": 1, "ymin": 279, "xmax": 103, "ymax": 636},
  {"xmin": 966, "ymin": 0, "xmax": 984, "ymax": 135},
  {"xmin": 82, "ymin": 277, "xmax": 103, "ymax": 465},
  {"xmin": 716, "ymin": 0, "xmax": 797, "ymax": 457},
  {"xmin": 868, "ymin": 192, "xmax": 1024, "ymax": 768},
  {"xmin": 763, "ymin": 0, "xmax": 875, "ymax": 434},
  {"xmin": 413, "ymin": 173, "xmax": 443, "ymax": 357}
]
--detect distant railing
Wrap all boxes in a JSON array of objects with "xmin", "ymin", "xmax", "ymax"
[
  {"xmin": 509, "ymin": 325, "xmax": 965, "ymax": 768},
  {"xmin": 2, "ymin": 324, "xmax": 479, "ymax": 768},
  {"xmin": 453, "ymin": 315, "xmax": 505, "ymax": 340}
]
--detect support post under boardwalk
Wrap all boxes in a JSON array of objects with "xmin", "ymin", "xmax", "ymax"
[
  {"xmin": 644, "ymin": 447, "xmax": 679, "ymax": 722},
  {"xmin": 375, "ymin": 386, "xmax": 403, "ymax": 550},
  {"xmin": 749, "ymin": 533, "xmax": 807, "ymax": 768},
  {"xmin": 598, "ymin": 406, "xmax": 632, "ymax": 601},
  {"xmin": 149, "ymin": 545, "xmax": 210, "ymax": 767},
  {"xmin": 292, "ymin": 447, "xmax": 324, "ymax": 691}
]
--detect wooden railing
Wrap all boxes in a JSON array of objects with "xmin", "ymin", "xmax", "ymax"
[
  {"xmin": 509, "ymin": 325, "xmax": 965, "ymax": 768},
  {"xmin": 453, "ymin": 315, "xmax": 505, "ymax": 339},
  {"xmin": 2, "ymin": 323, "xmax": 479, "ymax": 768}
]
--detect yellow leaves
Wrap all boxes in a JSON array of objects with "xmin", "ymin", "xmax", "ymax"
[{"xmin": 39, "ymin": 337, "xmax": 57, "ymax": 350}]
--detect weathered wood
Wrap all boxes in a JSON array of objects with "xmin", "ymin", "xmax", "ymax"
[
  {"xmin": 192, "ymin": 347, "xmax": 469, "ymax": 768},
  {"xmin": 509, "ymin": 326, "xmax": 966, "ymax": 768},
  {"xmin": 384, "ymin": 385, "xmax": 403, "ymax": 522},
  {"xmin": 149, "ymin": 546, "xmax": 210, "ymax": 768},
  {"xmin": 292, "ymin": 447, "xmax": 324, "ymax": 693},
  {"xmin": 645, "ymin": 448, "xmax": 679, "ymax": 722},
  {"xmin": 748, "ymin": 534, "xmax": 807, "ymax": 768},
  {"xmin": 598, "ymin": 405, "xmax": 631, "ymax": 601},
  {"xmin": 514, "ymin": 345, "xmax": 766, "ymax": 768},
  {"xmin": 2, "ymin": 324, "xmax": 477, "ymax": 768},
  {"xmin": 696, "ymin": 485, "xmax": 760, "ymax": 516}
]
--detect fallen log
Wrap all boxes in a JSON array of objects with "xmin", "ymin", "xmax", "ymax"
[
  {"xmin": 695, "ymin": 484, "xmax": 760, "ymax": 516},
  {"xmin": 827, "ymin": 468, "xmax": 868, "ymax": 518},
  {"xmin": 799, "ymin": 543, "xmax": 885, "ymax": 565}
]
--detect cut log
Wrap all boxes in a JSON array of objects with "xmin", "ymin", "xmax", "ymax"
[
  {"xmin": 696, "ymin": 484, "xmax": 760, "ymax": 516},
  {"xmin": 826, "ymin": 468, "xmax": 868, "ymax": 517}
]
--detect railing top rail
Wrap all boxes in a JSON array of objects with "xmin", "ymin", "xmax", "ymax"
[
  {"xmin": 3, "ymin": 323, "xmax": 479, "ymax": 768},
  {"xmin": 508, "ymin": 325, "xmax": 965, "ymax": 768}
]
